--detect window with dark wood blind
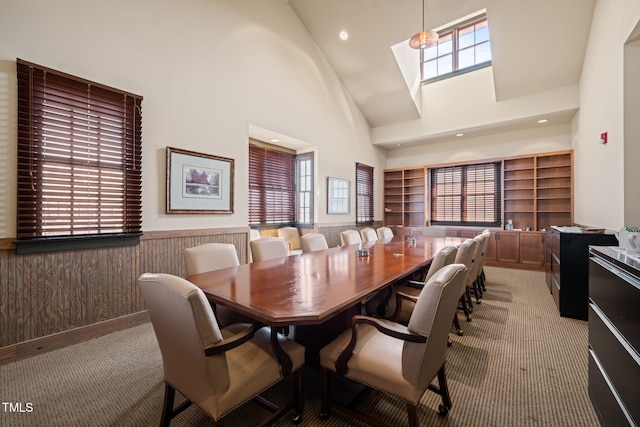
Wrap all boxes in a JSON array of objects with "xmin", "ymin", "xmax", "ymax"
[
  {"xmin": 15, "ymin": 59, "xmax": 143, "ymax": 253},
  {"xmin": 248, "ymin": 143, "xmax": 296, "ymax": 226},
  {"xmin": 430, "ymin": 162, "xmax": 501, "ymax": 227},
  {"xmin": 356, "ymin": 163, "xmax": 374, "ymax": 226}
]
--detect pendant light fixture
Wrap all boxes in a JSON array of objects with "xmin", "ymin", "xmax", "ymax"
[{"xmin": 409, "ymin": 0, "xmax": 439, "ymax": 49}]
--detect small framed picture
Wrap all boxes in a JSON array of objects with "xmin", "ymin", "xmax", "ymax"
[{"xmin": 166, "ymin": 146, "xmax": 234, "ymax": 214}]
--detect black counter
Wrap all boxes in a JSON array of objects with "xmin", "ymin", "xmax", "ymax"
[
  {"xmin": 546, "ymin": 227, "xmax": 618, "ymax": 319},
  {"xmin": 588, "ymin": 246, "xmax": 639, "ymax": 426}
]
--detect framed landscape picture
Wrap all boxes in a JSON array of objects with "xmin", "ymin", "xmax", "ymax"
[{"xmin": 166, "ymin": 146, "xmax": 234, "ymax": 214}]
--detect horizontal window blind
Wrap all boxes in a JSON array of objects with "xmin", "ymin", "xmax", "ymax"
[
  {"xmin": 356, "ymin": 163, "xmax": 374, "ymax": 225},
  {"xmin": 430, "ymin": 162, "xmax": 500, "ymax": 227},
  {"xmin": 248, "ymin": 144, "xmax": 295, "ymax": 225},
  {"xmin": 16, "ymin": 59, "xmax": 142, "ymax": 242}
]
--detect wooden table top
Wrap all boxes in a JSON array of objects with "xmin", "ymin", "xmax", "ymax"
[{"xmin": 187, "ymin": 235, "xmax": 466, "ymax": 326}]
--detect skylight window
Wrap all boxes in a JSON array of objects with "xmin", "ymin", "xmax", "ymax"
[{"xmin": 422, "ymin": 16, "xmax": 491, "ymax": 81}]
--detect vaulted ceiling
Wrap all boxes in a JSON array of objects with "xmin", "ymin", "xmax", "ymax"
[{"xmin": 288, "ymin": 0, "xmax": 596, "ymax": 147}]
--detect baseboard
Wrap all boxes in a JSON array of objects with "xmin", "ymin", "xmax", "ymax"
[{"xmin": 0, "ymin": 311, "xmax": 150, "ymax": 366}]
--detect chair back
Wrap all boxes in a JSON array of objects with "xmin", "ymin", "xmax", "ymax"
[
  {"xmin": 301, "ymin": 233, "xmax": 329, "ymax": 253},
  {"xmin": 360, "ymin": 227, "xmax": 378, "ymax": 243},
  {"xmin": 250, "ymin": 237, "xmax": 288, "ymax": 262},
  {"xmin": 250, "ymin": 229, "xmax": 261, "ymax": 241},
  {"xmin": 423, "ymin": 226, "xmax": 447, "ymax": 237},
  {"xmin": 376, "ymin": 226, "xmax": 394, "ymax": 239},
  {"xmin": 404, "ymin": 263, "xmax": 468, "ymax": 391},
  {"xmin": 470, "ymin": 233, "xmax": 488, "ymax": 279},
  {"xmin": 278, "ymin": 227, "xmax": 301, "ymax": 253},
  {"xmin": 477, "ymin": 230, "xmax": 491, "ymax": 273},
  {"xmin": 454, "ymin": 239, "xmax": 478, "ymax": 290},
  {"xmin": 340, "ymin": 230, "xmax": 363, "ymax": 246},
  {"xmin": 139, "ymin": 273, "xmax": 228, "ymax": 416},
  {"xmin": 185, "ymin": 243, "xmax": 239, "ymax": 276},
  {"xmin": 424, "ymin": 245, "xmax": 458, "ymax": 283}
]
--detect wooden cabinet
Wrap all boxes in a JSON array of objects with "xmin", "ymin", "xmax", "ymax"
[
  {"xmin": 446, "ymin": 228, "xmax": 481, "ymax": 239},
  {"xmin": 484, "ymin": 230, "xmax": 545, "ymax": 270},
  {"xmin": 494, "ymin": 231, "xmax": 520, "ymax": 263},
  {"xmin": 520, "ymin": 232, "xmax": 546, "ymax": 266},
  {"xmin": 383, "ymin": 167, "xmax": 426, "ymax": 228},
  {"xmin": 503, "ymin": 150, "xmax": 573, "ymax": 231}
]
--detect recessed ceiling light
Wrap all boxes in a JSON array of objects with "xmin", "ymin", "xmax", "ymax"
[
  {"xmin": 456, "ymin": 133, "xmax": 464, "ymax": 137},
  {"xmin": 339, "ymin": 31, "xmax": 349, "ymax": 41},
  {"xmin": 537, "ymin": 119, "xmax": 548, "ymax": 124},
  {"xmin": 270, "ymin": 138, "xmax": 280, "ymax": 143}
]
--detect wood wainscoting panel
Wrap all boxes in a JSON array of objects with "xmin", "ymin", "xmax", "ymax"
[{"xmin": 0, "ymin": 227, "xmax": 249, "ymax": 362}]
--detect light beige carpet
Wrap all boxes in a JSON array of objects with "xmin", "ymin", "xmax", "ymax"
[{"xmin": 0, "ymin": 267, "xmax": 599, "ymax": 426}]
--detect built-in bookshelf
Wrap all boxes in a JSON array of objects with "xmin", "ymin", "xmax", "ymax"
[
  {"xmin": 503, "ymin": 150, "xmax": 573, "ymax": 231},
  {"xmin": 383, "ymin": 167, "xmax": 426, "ymax": 228}
]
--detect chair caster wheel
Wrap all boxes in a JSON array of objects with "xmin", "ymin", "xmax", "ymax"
[
  {"xmin": 456, "ymin": 330, "xmax": 464, "ymax": 336},
  {"xmin": 292, "ymin": 414, "xmax": 302, "ymax": 424},
  {"xmin": 447, "ymin": 339, "xmax": 452, "ymax": 347},
  {"xmin": 319, "ymin": 411, "xmax": 330, "ymax": 420},
  {"xmin": 438, "ymin": 405, "xmax": 449, "ymax": 415}
]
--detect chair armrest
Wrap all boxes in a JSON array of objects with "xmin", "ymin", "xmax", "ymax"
[
  {"xmin": 335, "ymin": 315, "xmax": 426, "ymax": 375},
  {"xmin": 390, "ymin": 291, "xmax": 419, "ymax": 322},
  {"xmin": 405, "ymin": 280, "xmax": 426, "ymax": 289},
  {"xmin": 203, "ymin": 323, "xmax": 264, "ymax": 356}
]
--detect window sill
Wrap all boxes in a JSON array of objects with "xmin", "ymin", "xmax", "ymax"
[{"xmin": 14, "ymin": 233, "xmax": 142, "ymax": 255}]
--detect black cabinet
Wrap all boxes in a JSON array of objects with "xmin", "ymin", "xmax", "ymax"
[
  {"xmin": 545, "ymin": 226, "xmax": 618, "ymax": 320},
  {"xmin": 588, "ymin": 246, "xmax": 640, "ymax": 426}
]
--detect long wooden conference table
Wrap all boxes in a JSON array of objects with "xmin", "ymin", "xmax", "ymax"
[{"xmin": 187, "ymin": 235, "xmax": 466, "ymax": 366}]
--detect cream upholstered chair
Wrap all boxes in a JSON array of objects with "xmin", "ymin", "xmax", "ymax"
[
  {"xmin": 138, "ymin": 273, "xmax": 305, "ymax": 426},
  {"xmin": 469, "ymin": 232, "xmax": 490, "ymax": 303},
  {"xmin": 250, "ymin": 237, "xmax": 288, "ymax": 262},
  {"xmin": 360, "ymin": 227, "xmax": 378, "ymax": 243},
  {"xmin": 185, "ymin": 243, "xmax": 239, "ymax": 276},
  {"xmin": 277, "ymin": 227, "xmax": 303, "ymax": 255},
  {"xmin": 184, "ymin": 243, "xmax": 251, "ymax": 327},
  {"xmin": 385, "ymin": 246, "xmax": 458, "ymax": 323},
  {"xmin": 340, "ymin": 230, "xmax": 362, "ymax": 246},
  {"xmin": 250, "ymin": 229, "xmax": 261, "ymax": 241},
  {"xmin": 300, "ymin": 233, "xmax": 329, "ymax": 253},
  {"xmin": 319, "ymin": 264, "xmax": 468, "ymax": 426},
  {"xmin": 423, "ymin": 226, "xmax": 448, "ymax": 237},
  {"xmin": 376, "ymin": 226, "xmax": 394, "ymax": 239},
  {"xmin": 453, "ymin": 239, "xmax": 478, "ymax": 323},
  {"xmin": 477, "ymin": 229, "xmax": 491, "ymax": 292}
]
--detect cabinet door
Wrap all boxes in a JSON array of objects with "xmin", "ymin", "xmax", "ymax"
[
  {"xmin": 485, "ymin": 232, "xmax": 497, "ymax": 262},
  {"xmin": 520, "ymin": 232, "xmax": 545, "ymax": 265},
  {"xmin": 496, "ymin": 232, "xmax": 519, "ymax": 263}
]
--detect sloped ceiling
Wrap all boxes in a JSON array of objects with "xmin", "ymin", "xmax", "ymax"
[{"xmin": 288, "ymin": 0, "xmax": 595, "ymax": 146}]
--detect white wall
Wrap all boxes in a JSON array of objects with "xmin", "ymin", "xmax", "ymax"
[
  {"xmin": 575, "ymin": 0, "xmax": 640, "ymax": 229},
  {"xmin": 0, "ymin": 0, "xmax": 386, "ymax": 237},
  {"xmin": 386, "ymin": 123, "xmax": 572, "ymax": 169},
  {"xmin": 372, "ymin": 65, "xmax": 579, "ymax": 147}
]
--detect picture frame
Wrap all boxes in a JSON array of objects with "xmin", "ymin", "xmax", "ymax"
[
  {"xmin": 166, "ymin": 146, "xmax": 234, "ymax": 214},
  {"xmin": 327, "ymin": 177, "xmax": 350, "ymax": 214}
]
